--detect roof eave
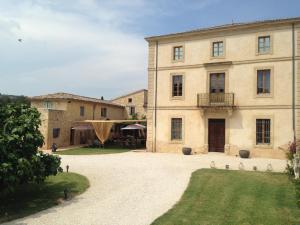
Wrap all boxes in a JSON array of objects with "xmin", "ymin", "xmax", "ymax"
[
  {"xmin": 31, "ymin": 97, "xmax": 124, "ymax": 108},
  {"xmin": 111, "ymin": 89, "xmax": 147, "ymax": 101},
  {"xmin": 145, "ymin": 17, "xmax": 300, "ymax": 42}
]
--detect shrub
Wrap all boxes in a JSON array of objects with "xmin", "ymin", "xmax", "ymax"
[
  {"xmin": 0, "ymin": 103, "xmax": 62, "ymax": 194},
  {"xmin": 286, "ymin": 141, "xmax": 297, "ymax": 177},
  {"xmin": 285, "ymin": 141, "xmax": 300, "ymax": 207}
]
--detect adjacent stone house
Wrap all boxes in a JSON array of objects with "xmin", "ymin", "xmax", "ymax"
[
  {"xmin": 31, "ymin": 93, "xmax": 125, "ymax": 149},
  {"xmin": 111, "ymin": 89, "xmax": 148, "ymax": 119},
  {"xmin": 145, "ymin": 17, "xmax": 300, "ymax": 159}
]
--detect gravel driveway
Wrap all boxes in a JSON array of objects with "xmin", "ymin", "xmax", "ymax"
[{"xmin": 4, "ymin": 152, "xmax": 286, "ymax": 225}]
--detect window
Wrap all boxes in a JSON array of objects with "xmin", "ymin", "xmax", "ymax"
[
  {"xmin": 173, "ymin": 46, "xmax": 183, "ymax": 61},
  {"xmin": 53, "ymin": 128, "xmax": 60, "ymax": 138},
  {"xmin": 258, "ymin": 36, "xmax": 270, "ymax": 54},
  {"xmin": 128, "ymin": 98, "xmax": 132, "ymax": 103},
  {"xmin": 172, "ymin": 75, "xmax": 183, "ymax": 97},
  {"xmin": 43, "ymin": 101, "xmax": 53, "ymax": 109},
  {"xmin": 212, "ymin": 41, "xmax": 224, "ymax": 57},
  {"xmin": 256, "ymin": 119, "xmax": 271, "ymax": 144},
  {"xmin": 101, "ymin": 107, "xmax": 107, "ymax": 117},
  {"xmin": 129, "ymin": 106, "xmax": 135, "ymax": 115},
  {"xmin": 257, "ymin": 69, "xmax": 271, "ymax": 94},
  {"xmin": 171, "ymin": 118, "xmax": 182, "ymax": 140},
  {"xmin": 80, "ymin": 106, "xmax": 84, "ymax": 116}
]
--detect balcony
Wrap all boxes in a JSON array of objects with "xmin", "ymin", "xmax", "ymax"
[{"xmin": 197, "ymin": 93, "xmax": 235, "ymax": 108}]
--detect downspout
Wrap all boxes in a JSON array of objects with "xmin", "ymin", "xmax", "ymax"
[
  {"xmin": 154, "ymin": 41, "xmax": 158, "ymax": 152},
  {"xmin": 292, "ymin": 23, "xmax": 296, "ymax": 142}
]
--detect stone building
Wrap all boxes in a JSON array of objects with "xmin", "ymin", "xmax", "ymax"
[
  {"xmin": 31, "ymin": 93, "xmax": 125, "ymax": 149},
  {"xmin": 111, "ymin": 89, "xmax": 148, "ymax": 119},
  {"xmin": 145, "ymin": 17, "xmax": 300, "ymax": 159}
]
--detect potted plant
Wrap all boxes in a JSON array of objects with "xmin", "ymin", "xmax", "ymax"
[
  {"xmin": 182, "ymin": 147, "xmax": 192, "ymax": 155},
  {"xmin": 239, "ymin": 150, "xmax": 250, "ymax": 158}
]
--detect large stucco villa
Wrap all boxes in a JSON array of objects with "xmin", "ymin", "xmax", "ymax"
[{"xmin": 145, "ymin": 17, "xmax": 300, "ymax": 159}]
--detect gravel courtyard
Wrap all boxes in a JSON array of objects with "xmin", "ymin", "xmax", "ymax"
[{"xmin": 5, "ymin": 152, "xmax": 287, "ymax": 225}]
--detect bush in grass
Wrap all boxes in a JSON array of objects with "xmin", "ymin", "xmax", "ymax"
[
  {"xmin": 0, "ymin": 103, "xmax": 62, "ymax": 194},
  {"xmin": 285, "ymin": 141, "xmax": 300, "ymax": 207},
  {"xmin": 286, "ymin": 141, "xmax": 297, "ymax": 177},
  {"xmin": 295, "ymin": 179, "xmax": 300, "ymax": 207}
]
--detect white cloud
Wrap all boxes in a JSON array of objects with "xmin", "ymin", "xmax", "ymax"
[
  {"xmin": 0, "ymin": 0, "xmax": 221, "ymax": 98},
  {"xmin": 0, "ymin": 0, "xmax": 147, "ymax": 98}
]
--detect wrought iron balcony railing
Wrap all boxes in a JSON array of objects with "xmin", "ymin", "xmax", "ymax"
[{"xmin": 197, "ymin": 93, "xmax": 235, "ymax": 107}]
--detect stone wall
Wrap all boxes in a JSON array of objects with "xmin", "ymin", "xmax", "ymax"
[
  {"xmin": 146, "ymin": 42, "xmax": 156, "ymax": 152},
  {"xmin": 296, "ymin": 28, "xmax": 300, "ymax": 141},
  {"xmin": 112, "ymin": 90, "xmax": 147, "ymax": 119}
]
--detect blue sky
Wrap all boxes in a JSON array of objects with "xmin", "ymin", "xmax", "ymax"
[{"xmin": 0, "ymin": 0, "xmax": 299, "ymax": 99}]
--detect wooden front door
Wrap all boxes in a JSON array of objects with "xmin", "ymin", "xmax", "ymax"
[{"xmin": 208, "ymin": 119, "xmax": 225, "ymax": 152}]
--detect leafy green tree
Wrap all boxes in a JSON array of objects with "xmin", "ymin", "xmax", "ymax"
[
  {"xmin": 0, "ymin": 104, "xmax": 62, "ymax": 194},
  {"xmin": 129, "ymin": 113, "xmax": 139, "ymax": 120},
  {"xmin": 0, "ymin": 93, "xmax": 29, "ymax": 106}
]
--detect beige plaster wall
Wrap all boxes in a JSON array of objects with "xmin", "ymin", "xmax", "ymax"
[
  {"xmin": 296, "ymin": 28, "xmax": 300, "ymax": 140},
  {"xmin": 36, "ymin": 108, "xmax": 50, "ymax": 149},
  {"xmin": 157, "ymin": 25, "xmax": 293, "ymax": 68},
  {"xmin": 31, "ymin": 100, "xmax": 68, "ymax": 110},
  {"xmin": 153, "ymin": 109, "xmax": 291, "ymax": 159}
]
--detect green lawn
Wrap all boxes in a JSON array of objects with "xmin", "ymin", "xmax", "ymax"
[
  {"xmin": 56, "ymin": 147, "xmax": 130, "ymax": 155},
  {"xmin": 152, "ymin": 169, "xmax": 300, "ymax": 225},
  {"xmin": 0, "ymin": 172, "xmax": 89, "ymax": 223}
]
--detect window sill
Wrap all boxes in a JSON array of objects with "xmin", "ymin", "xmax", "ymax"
[
  {"xmin": 171, "ymin": 96, "xmax": 184, "ymax": 101},
  {"xmin": 255, "ymin": 94, "xmax": 273, "ymax": 98},
  {"xmin": 254, "ymin": 144, "xmax": 273, "ymax": 149},
  {"xmin": 171, "ymin": 59, "xmax": 184, "ymax": 63},
  {"xmin": 210, "ymin": 55, "xmax": 225, "ymax": 60},
  {"xmin": 256, "ymin": 51, "xmax": 272, "ymax": 56},
  {"xmin": 170, "ymin": 140, "xmax": 184, "ymax": 144}
]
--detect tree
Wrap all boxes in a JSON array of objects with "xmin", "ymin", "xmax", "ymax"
[
  {"xmin": 0, "ymin": 103, "xmax": 62, "ymax": 194},
  {"xmin": 129, "ymin": 113, "xmax": 139, "ymax": 120},
  {"xmin": 0, "ymin": 93, "xmax": 29, "ymax": 106}
]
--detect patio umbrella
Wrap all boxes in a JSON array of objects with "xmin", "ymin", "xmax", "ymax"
[{"xmin": 121, "ymin": 124, "xmax": 146, "ymax": 130}]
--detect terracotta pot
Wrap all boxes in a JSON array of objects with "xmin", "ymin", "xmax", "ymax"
[
  {"xmin": 182, "ymin": 147, "xmax": 192, "ymax": 155},
  {"xmin": 239, "ymin": 150, "xmax": 250, "ymax": 158}
]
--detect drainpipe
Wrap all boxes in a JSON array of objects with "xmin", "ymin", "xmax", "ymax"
[
  {"xmin": 292, "ymin": 23, "xmax": 296, "ymax": 143},
  {"xmin": 154, "ymin": 41, "xmax": 158, "ymax": 152}
]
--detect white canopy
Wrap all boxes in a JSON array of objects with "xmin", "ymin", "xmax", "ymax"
[{"xmin": 121, "ymin": 123, "xmax": 146, "ymax": 130}]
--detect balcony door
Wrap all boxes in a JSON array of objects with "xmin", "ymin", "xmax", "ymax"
[
  {"xmin": 210, "ymin": 73, "xmax": 225, "ymax": 103},
  {"xmin": 210, "ymin": 73, "xmax": 225, "ymax": 93}
]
